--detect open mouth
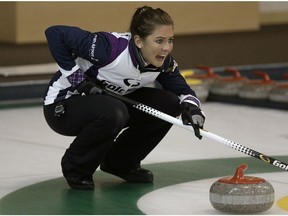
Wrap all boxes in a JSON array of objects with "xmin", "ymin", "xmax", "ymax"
[{"xmin": 156, "ymin": 55, "xmax": 165, "ymax": 61}]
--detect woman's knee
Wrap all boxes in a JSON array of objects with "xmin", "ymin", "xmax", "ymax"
[
  {"xmin": 102, "ymin": 98, "xmax": 129, "ymax": 133},
  {"xmin": 110, "ymin": 102, "xmax": 129, "ymax": 128}
]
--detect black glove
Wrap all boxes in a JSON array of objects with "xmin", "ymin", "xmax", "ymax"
[
  {"xmin": 76, "ymin": 79, "xmax": 103, "ymax": 96},
  {"xmin": 181, "ymin": 102, "xmax": 205, "ymax": 139}
]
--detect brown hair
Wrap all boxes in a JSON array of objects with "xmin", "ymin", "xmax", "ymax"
[{"xmin": 129, "ymin": 6, "xmax": 174, "ymax": 39}]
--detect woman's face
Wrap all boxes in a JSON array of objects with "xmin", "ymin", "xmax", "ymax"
[{"xmin": 135, "ymin": 25, "xmax": 174, "ymax": 68}]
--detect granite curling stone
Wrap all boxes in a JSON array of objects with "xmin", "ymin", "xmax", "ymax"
[
  {"xmin": 209, "ymin": 68, "xmax": 247, "ymax": 96},
  {"xmin": 209, "ymin": 163, "xmax": 275, "ymax": 214},
  {"xmin": 238, "ymin": 71, "xmax": 275, "ymax": 99},
  {"xmin": 268, "ymin": 73, "xmax": 288, "ymax": 103},
  {"xmin": 180, "ymin": 69, "xmax": 209, "ymax": 102},
  {"xmin": 190, "ymin": 66, "xmax": 219, "ymax": 87}
]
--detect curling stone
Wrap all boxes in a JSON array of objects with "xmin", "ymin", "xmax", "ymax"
[
  {"xmin": 209, "ymin": 163, "xmax": 274, "ymax": 214},
  {"xmin": 238, "ymin": 71, "xmax": 275, "ymax": 99},
  {"xmin": 268, "ymin": 73, "xmax": 288, "ymax": 103},
  {"xmin": 186, "ymin": 79, "xmax": 209, "ymax": 102},
  {"xmin": 180, "ymin": 69, "xmax": 209, "ymax": 102},
  {"xmin": 209, "ymin": 68, "xmax": 247, "ymax": 96},
  {"xmin": 190, "ymin": 66, "xmax": 219, "ymax": 87}
]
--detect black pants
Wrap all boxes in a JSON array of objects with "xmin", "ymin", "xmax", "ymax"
[{"xmin": 43, "ymin": 87, "xmax": 181, "ymax": 178}]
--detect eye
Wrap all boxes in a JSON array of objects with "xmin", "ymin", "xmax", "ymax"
[
  {"xmin": 156, "ymin": 39, "xmax": 164, "ymax": 44},
  {"xmin": 168, "ymin": 37, "xmax": 174, "ymax": 43}
]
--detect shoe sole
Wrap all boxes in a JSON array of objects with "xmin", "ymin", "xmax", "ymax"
[
  {"xmin": 100, "ymin": 165, "xmax": 153, "ymax": 183},
  {"xmin": 67, "ymin": 182, "xmax": 94, "ymax": 190}
]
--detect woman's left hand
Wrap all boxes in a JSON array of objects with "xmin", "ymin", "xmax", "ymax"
[{"xmin": 180, "ymin": 102, "xmax": 205, "ymax": 139}]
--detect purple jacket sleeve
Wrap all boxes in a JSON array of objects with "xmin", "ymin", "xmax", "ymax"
[
  {"xmin": 45, "ymin": 25, "xmax": 110, "ymax": 72},
  {"xmin": 157, "ymin": 56, "xmax": 201, "ymax": 107}
]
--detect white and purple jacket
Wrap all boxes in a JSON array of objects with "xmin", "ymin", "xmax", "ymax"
[{"xmin": 44, "ymin": 25, "xmax": 200, "ymax": 107}]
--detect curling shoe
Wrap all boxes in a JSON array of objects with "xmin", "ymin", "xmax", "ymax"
[
  {"xmin": 64, "ymin": 176, "xmax": 94, "ymax": 190},
  {"xmin": 100, "ymin": 163, "xmax": 153, "ymax": 183}
]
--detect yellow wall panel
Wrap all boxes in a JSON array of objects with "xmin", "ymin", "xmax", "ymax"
[
  {"xmin": 0, "ymin": 2, "xmax": 17, "ymax": 42},
  {"xmin": 1, "ymin": 2, "xmax": 259, "ymax": 44},
  {"xmin": 167, "ymin": 2, "xmax": 259, "ymax": 34}
]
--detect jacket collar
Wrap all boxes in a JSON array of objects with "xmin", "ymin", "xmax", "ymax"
[{"xmin": 129, "ymin": 39, "xmax": 160, "ymax": 73}]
